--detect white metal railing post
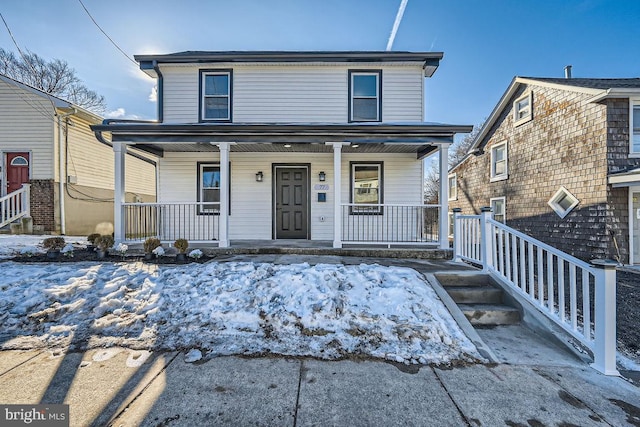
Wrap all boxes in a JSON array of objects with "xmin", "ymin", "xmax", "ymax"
[
  {"xmin": 590, "ymin": 259, "xmax": 619, "ymax": 376},
  {"xmin": 21, "ymin": 183, "xmax": 31, "ymax": 217},
  {"xmin": 452, "ymin": 208, "xmax": 462, "ymax": 262},
  {"xmin": 480, "ymin": 207, "xmax": 493, "ymax": 272}
]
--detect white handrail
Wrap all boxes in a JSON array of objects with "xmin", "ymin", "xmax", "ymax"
[
  {"xmin": 453, "ymin": 209, "xmax": 618, "ymax": 376},
  {"xmin": 0, "ymin": 184, "xmax": 30, "ymax": 229}
]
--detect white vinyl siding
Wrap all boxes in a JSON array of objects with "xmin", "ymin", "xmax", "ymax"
[
  {"xmin": 158, "ymin": 152, "xmax": 422, "ymax": 240},
  {"xmin": 0, "ymin": 78, "xmax": 55, "ymax": 180},
  {"xmin": 161, "ymin": 64, "xmax": 424, "ymax": 123},
  {"xmin": 66, "ymin": 115, "xmax": 156, "ymax": 196}
]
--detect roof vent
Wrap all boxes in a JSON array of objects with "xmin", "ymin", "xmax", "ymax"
[{"xmin": 564, "ymin": 65, "xmax": 572, "ymax": 79}]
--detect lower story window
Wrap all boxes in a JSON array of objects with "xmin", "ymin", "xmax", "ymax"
[
  {"xmin": 548, "ymin": 186, "xmax": 579, "ymax": 218},
  {"xmin": 490, "ymin": 196, "xmax": 506, "ymax": 223},
  {"xmin": 350, "ymin": 162, "xmax": 383, "ymax": 214},
  {"xmin": 198, "ymin": 163, "xmax": 220, "ymax": 214}
]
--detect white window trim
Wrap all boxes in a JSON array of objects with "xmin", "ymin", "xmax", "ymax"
[
  {"xmin": 198, "ymin": 163, "xmax": 221, "ymax": 214},
  {"xmin": 350, "ymin": 162, "xmax": 382, "ymax": 214},
  {"xmin": 448, "ymin": 211, "xmax": 454, "ymax": 239},
  {"xmin": 490, "ymin": 196, "xmax": 506, "ymax": 223},
  {"xmin": 513, "ymin": 91, "xmax": 533, "ymax": 126},
  {"xmin": 490, "ymin": 141, "xmax": 508, "ymax": 182},
  {"xmin": 548, "ymin": 186, "xmax": 579, "ymax": 219},
  {"xmin": 350, "ymin": 71, "xmax": 381, "ymax": 122},
  {"xmin": 630, "ymin": 99, "xmax": 640, "ymax": 157},
  {"xmin": 448, "ymin": 173, "xmax": 457, "ymax": 201},
  {"xmin": 201, "ymin": 71, "xmax": 231, "ymax": 122}
]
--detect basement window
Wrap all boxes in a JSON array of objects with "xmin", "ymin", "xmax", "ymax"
[{"xmin": 548, "ymin": 187, "xmax": 579, "ymax": 218}]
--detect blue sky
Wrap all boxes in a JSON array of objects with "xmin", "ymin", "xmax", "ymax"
[{"xmin": 1, "ymin": 0, "xmax": 639, "ymax": 131}]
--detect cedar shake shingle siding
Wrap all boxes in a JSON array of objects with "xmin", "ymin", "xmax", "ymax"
[{"xmin": 450, "ymin": 81, "xmax": 640, "ymax": 263}]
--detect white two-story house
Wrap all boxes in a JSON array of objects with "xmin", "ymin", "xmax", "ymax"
[{"xmin": 93, "ymin": 51, "xmax": 471, "ymax": 248}]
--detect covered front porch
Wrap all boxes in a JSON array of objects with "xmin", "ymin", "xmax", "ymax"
[{"xmin": 92, "ymin": 122, "xmax": 472, "ymax": 250}]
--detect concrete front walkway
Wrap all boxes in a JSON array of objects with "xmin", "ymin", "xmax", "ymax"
[{"xmin": 0, "ymin": 342, "xmax": 639, "ymax": 427}]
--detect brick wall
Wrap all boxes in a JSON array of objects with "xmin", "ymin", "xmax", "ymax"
[
  {"xmin": 450, "ymin": 84, "xmax": 638, "ymax": 262},
  {"xmin": 29, "ymin": 179, "xmax": 56, "ymax": 233}
]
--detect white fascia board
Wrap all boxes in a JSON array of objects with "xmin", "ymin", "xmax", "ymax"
[{"xmin": 588, "ymin": 88, "xmax": 640, "ymax": 103}]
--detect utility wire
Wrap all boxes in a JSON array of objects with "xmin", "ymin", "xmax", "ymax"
[{"xmin": 77, "ymin": 0, "xmax": 139, "ymax": 67}]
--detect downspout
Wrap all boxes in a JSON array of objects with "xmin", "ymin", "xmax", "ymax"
[
  {"xmin": 153, "ymin": 60, "xmax": 163, "ymax": 123},
  {"xmin": 57, "ymin": 108, "xmax": 76, "ymax": 235}
]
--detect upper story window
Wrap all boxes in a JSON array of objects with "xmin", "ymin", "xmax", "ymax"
[
  {"xmin": 349, "ymin": 70, "xmax": 381, "ymax": 122},
  {"xmin": 513, "ymin": 91, "xmax": 533, "ymax": 126},
  {"xmin": 200, "ymin": 70, "xmax": 232, "ymax": 122},
  {"xmin": 632, "ymin": 102, "xmax": 640, "ymax": 154},
  {"xmin": 490, "ymin": 141, "xmax": 508, "ymax": 181},
  {"xmin": 448, "ymin": 173, "xmax": 457, "ymax": 201}
]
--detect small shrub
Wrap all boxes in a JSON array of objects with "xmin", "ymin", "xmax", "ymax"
[
  {"xmin": 143, "ymin": 237, "xmax": 161, "ymax": 254},
  {"xmin": 188, "ymin": 249, "xmax": 203, "ymax": 259},
  {"xmin": 61, "ymin": 243, "xmax": 74, "ymax": 258},
  {"xmin": 114, "ymin": 243, "xmax": 128, "ymax": 257},
  {"xmin": 174, "ymin": 238, "xmax": 189, "ymax": 254},
  {"xmin": 87, "ymin": 233, "xmax": 101, "ymax": 244},
  {"xmin": 42, "ymin": 237, "xmax": 65, "ymax": 251},
  {"xmin": 95, "ymin": 235, "xmax": 115, "ymax": 251}
]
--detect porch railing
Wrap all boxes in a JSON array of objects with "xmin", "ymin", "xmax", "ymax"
[
  {"xmin": 0, "ymin": 184, "xmax": 30, "ymax": 229},
  {"xmin": 341, "ymin": 203, "xmax": 439, "ymax": 245},
  {"xmin": 453, "ymin": 208, "xmax": 618, "ymax": 375},
  {"xmin": 123, "ymin": 202, "xmax": 220, "ymax": 243}
]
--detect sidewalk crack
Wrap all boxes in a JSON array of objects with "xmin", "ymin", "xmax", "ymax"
[
  {"xmin": 292, "ymin": 359, "xmax": 304, "ymax": 427},
  {"xmin": 433, "ymin": 367, "xmax": 473, "ymax": 427}
]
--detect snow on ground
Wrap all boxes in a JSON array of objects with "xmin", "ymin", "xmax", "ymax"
[
  {"xmin": 0, "ymin": 261, "xmax": 482, "ymax": 365},
  {"xmin": 0, "ymin": 235, "xmax": 86, "ymax": 259}
]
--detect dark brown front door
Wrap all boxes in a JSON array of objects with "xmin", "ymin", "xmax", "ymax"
[
  {"xmin": 275, "ymin": 167, "xmax": 308, "ymax": 239},
  {"xmin": 6, "ymin": 152, "xmax": 30, "ymax": 194}
]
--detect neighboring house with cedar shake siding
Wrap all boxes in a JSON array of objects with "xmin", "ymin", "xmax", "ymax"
[
  {"xmin": 0, "ymin": 74, "xmax": 156, "ymax": 235},
  {"xmin": 449, "ymin": 77, "xmax": 640, "ymax": 264}
]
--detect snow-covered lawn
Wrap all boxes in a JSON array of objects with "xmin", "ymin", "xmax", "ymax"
[{"xmin": 0, "ymin": 261, "xmax": 482, "ymax": 365}]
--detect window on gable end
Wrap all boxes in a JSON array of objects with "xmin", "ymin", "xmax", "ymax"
[
  {"xmin": 513, "ymin": 91, "xmax": 533, "ymax": 126},
  {"xmin": 631, "ymin": 102, "xmax": 640, "ymax": 154},
  {"xmin": 548, "ymin": 187, "xmax": 579, "ymax": 219},
  {"xmin": 349, "ymin": 70, "xmax": 381, "ymax": 122},
  {"xmin": 200, "ymin": 70, "xmax": 232, "ymax": 122},
  {"xmin": 490, "ymin": 141, "xmax": 508, "ymax": 181}
]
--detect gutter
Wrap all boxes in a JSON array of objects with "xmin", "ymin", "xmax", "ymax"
[
  {"xmin": 92, "ymin": 122, "xmax": 159, "ymax": 166},
  {"xmin": 153, "ymin": 60, "xmax": 163, "ymax": 122}
]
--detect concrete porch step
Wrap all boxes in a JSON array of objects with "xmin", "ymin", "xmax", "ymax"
[
  {"xmin": 445, "ymin": 286, "xmax": 503, "ymax": 304},
  {"xmin": 458, "ymin": 304, "xmax": 521, "ymax": 326},
  {"xmin": 436, "ymin": 273, "xmax": 493, "ymax": 288}
]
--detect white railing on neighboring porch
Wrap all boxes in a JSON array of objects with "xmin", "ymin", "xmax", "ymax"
[
  {"xmin": 453, "ymin": 208, "xmax": 618, "ymax": 376},
  {"xmin": 0, "ymin": 184, "xmax": 30, "ymax": 229},
  {"xmin": 341, "ymin": 203, "xmax": 439, "ymax": 245},
  {"xmin": 123, "ymin": 202, "xmax": 220, "ymax": 243}
]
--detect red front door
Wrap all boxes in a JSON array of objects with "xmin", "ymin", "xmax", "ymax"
[{"xmin": 6, "ymin": 152, "xmax": 30, "ymax": 194}]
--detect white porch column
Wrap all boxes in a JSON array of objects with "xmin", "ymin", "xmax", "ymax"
[
  {"xmin": 327, "ymin": 142, "xmax": 350, "ymax": 248},
  {"xmin": 439, "ymin": 144, "xmax": 449, "ymax": 249},
  {"xmin": 214, "ymin": 142, "xmax": 234, "ymax": 248},
  {"xmin": 113, "ymin": 142, "xmax": 126, "ymax": 244}
]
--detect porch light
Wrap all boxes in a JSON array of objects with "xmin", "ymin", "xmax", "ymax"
[
  {"xmin": 256, "ymin": 171, "xmax": 264, "ymax": 182},
  {"xmin": 284, "ymin": 144, "xmax": 292, "ymax": 148},
  {"xmin": 352, "ymin": 144, "xmax": 359, "ymax": 148},
  {"xmin": 318, "ymin": 171, "xmax": 326, "ymax": 181}
]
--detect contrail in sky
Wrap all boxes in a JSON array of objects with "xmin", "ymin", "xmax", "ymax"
[{"xmin": 386, "ymin": 0, "xmax": 409, "ymax": 51}]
